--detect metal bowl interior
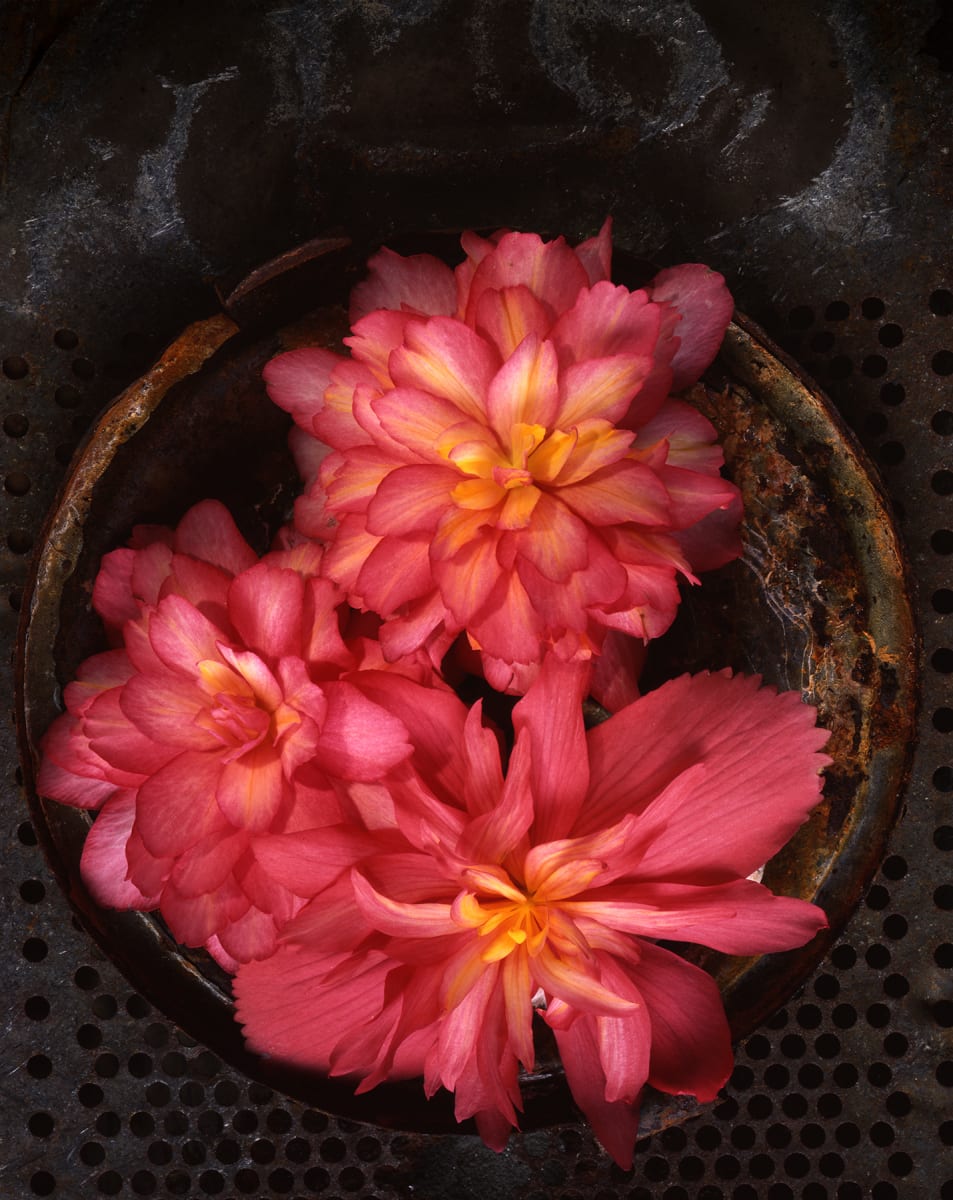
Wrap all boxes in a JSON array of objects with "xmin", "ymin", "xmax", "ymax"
[{"xmin": 15, "ymin": 238, "xmax": 918, "ymax": 1138}]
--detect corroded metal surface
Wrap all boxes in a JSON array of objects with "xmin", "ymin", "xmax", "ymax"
[{"xmin": 15, "ymin": 240, "xmax": 917, "ymax": 1140}]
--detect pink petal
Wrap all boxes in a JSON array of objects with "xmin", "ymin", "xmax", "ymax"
[
  {"xmin": 263, "ymin": 347, "xmax": 342, "ymax": 429},
  {"xmin": 372, "ymin": 387, "xmax": 488, "ymax": 461},
  {"xmin": 574, "ymin": 217, "xmax": 613, "ymax": 286},
  {"xmin": 323, "ymin": 445, "xmax": 402, "ymax": 515},
  {"xmin": 485, "ymin": 334, "xmax": 559, "ymax": 439},
  {"xmin": 550, "ymin": 281, "xmax": 661, "ymax": 365},
  {"xmin": 134, "ymin": 750, "xmax": 231, "ymax": 857},
  {"xmin": 226, "ymin": 563, "xmax": 302, "ymax": 661},
  {"xmin": 81, "ymin": 791, "xmax": 160, "ymax": 908},
  {"xmin": 581, "ymin": 672, "xmax": 831, "ymax": 880},
  {"xmin": 512, "ymin": 653, "xmax": 590, "ymax": 842},
  {"xmin": 316, "ymin": 679, "xmax": 412, "ymax": 781},
  {"xmin": 365, "ymin": 464, "xmax": 457, "ymax": 536},
  {"xmin": 469, "ymin": 569, "xmax": 543, "ymax": 665},
  {"xmin": 314, "ymin": 357, "xmax": 383, "ymax": 450},
  {"xmin": 646, "ymin": 264, "xmax": 734, "ymax": 390},
  {"xmin": 130, "ymin": 542, "xmax": 174, "ymax": 608},
  {"xmin": 172, "ymin": 500, "xmax": 258, "ymax": 576},
  {"xmin": 349, "ymin": 247, "xmax": 457, "ymax": 322},
  {"xmin": 588, "ymin": 631, "xmax": 644, "ymax": 712},
  {"xmin": 389, "ymin": 317, "xmax": 500, "ymax": 423},
  {"xmin": 215, "ymin": 905, "xmax": 281, "ymax": 963},
  {"xmin": 566, "ymin": 878, "xmax": 827, "ymax": 954},
  {"xmin": 352, "ymin": 869, "xmax": 457, "ymax": 937},
  {"xmin": 473, "ymin": 284, "xmax": 552, "ymax": 359},
  {"xmin": 632, "ymin": 940, "xmax": 734, "ymax": 1102},
  {"xmin": 551, "ymin": 1011, "xmax": 643, "ymax": 1169},
  {"xmin": 355, "ymin": 534, "xmax": 435, "ymax": 616},
  {"xmin": 345, "ymin": 309, "xmax": 420, "ymax": 383},
  {"xmin": 148, "ymin": 595, "xmax": 229, "ymax": 677},
  {"xmin": 556, "ymin": 354, "xmax": 654, "ymax": 427},
  {"xmin": 160, "ymin": 874, "xmax": 249, "ymax": 947},
  {"xmin": 92, "ymin": 548, "xmax": 140, "ymax": 630},
  {"xmin": 655, "ymin": 463, "xmax": 740, "ymax": 531},
  {"xmin": 118, "ymin": 671, "xmax": 215, "ymax": 752},
  {"xmin": 509, "ymin": 492, "xmax": 590, "ymax": 583},
  {"xmin": 169, "ymin": 828, "xmax": 250, "ymax": 897},
  {"xmin": 433, "ymin": 528, "xmax": 504, "ymax": 626},
  {"xmin": 558, "ymin": 460, "xmax": 673, "ymax": 527},
  {"xmin": 216, "ymin": 743, "xmax": 287, "ymax": 831},
  {"xmin": 251, "ymin": 826, "xmax": 397, "ymax": 896},
  {"xmin": 464, "ymin": 231, "xmax": 590, "ymax": 327}
]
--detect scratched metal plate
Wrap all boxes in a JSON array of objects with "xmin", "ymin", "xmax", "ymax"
[{"xmin": 15, "ymin": 237, "xmax": 917, "ymax": 1138}]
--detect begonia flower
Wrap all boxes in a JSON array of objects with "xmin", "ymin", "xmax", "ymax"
[
  {"xmin": 234, "ymin": 660, "xmax": 829, "ymax": 1166},
  {"xmin": 264, "ymin": 222, "xmax": 741, "ymax": 704},
  {"xmin": 38, "ymin": 500, "xmax": 451, "ymax": 968}
]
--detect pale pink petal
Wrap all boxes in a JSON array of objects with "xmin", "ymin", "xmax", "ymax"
[
  {"xmin": 574, "ymin": 216, "xmax": 613, "ymax": 285},
  {"xmin": 349, "ymin": 247, "xmax": 457, "ymax": 322},
  {"xmin": 646, "ymin": 264, "xmax": 734, "ymax": 390},
  {"xmin": 227, "ymin": 564, "xmax": 304, "ymax": 661},
  {"xmin": 263, "ymin": 347, "xmax": 342, "ymax": 430},
  {"xmin": 172, "ymin": 500, "xmax": 258, "ymax": 577},
  {"xmin": 81, "ymin": 791, "xmax": 160, "ymax": 908}
]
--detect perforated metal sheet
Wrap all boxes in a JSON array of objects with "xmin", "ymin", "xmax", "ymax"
[{"xmin": 2, "ymin": 3, "xmax": 951, "ymax": 1198}]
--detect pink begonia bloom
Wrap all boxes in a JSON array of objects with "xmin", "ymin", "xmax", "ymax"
[
  {"xmin": 235, "ymin": 661, "xmax": 829, "ymax": 1166},
  {"xmin": 264, "ymin": 221, "xmax": 742, "ymax": 705},
  {"xmin": 38, "ymin": 500, "xmax": 449, "ymax": 969}
]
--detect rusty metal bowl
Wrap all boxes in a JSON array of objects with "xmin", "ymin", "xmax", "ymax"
[{"xmin": 15, "ymin": 236, "xmax": 918, "ymax": 1138}]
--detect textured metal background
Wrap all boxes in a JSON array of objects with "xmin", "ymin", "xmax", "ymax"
[{"xmin": 2, "ymin": 2, "xmax": 951, "ymax": 1198}]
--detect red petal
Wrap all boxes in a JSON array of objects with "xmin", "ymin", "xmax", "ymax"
[
  {"xmin": 473, "ymin": 284, "xmax": 551, "ymax": 359},
  {"xmin": 170, "ymin": 828, "xmax": 250, "ymax": 897},
  {"xmin": 92, "ymin": 548, "xmax": 140, "ymax": 630},
  {"xmin": 263, "ymin": 347, "xmax": 341, "ymax": 429},
  {"xmin": 551, "ymin": 281, "xmax": 661, "ymax": 365},
  {"xmin": 365, "ymin": 464, "xmax": 457, "ymax": 536}
]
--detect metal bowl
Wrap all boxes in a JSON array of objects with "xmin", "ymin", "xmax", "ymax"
[{"xmin": 15, "ymin": 236, "xmax": 918, "ymax": 1138}]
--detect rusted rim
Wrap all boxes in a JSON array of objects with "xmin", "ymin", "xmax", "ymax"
[{"xmin": 14, "ymin": 239, "xmax": 918, "ymax": 1138}]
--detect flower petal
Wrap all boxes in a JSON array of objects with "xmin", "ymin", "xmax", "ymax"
[
  {"xmin": 486, "ymin": 334, "xmax": 560, "ymax": 439},
  {"xmin": 389, "ymin": 317, "xmax": 500, "ymax": 423},
  {"xmin": 350, "ymin": 246, "xmax": 457, "ymax": 322},
  {"xmin": 134, "ymin": 750, "xmax": 231, "ymax": 857},
  {"xmin": 646, "ymin": 264, "xmax": 734, "ymax": 390},
  {"xmin": 172, "ymin": 499, "xmax": 258, "ymax": 577},
  {"xmin": 228, "ymin": 564, "xmax": 305, "ymax": 661},
  {"xmin": 81, "ymin": 790, "xmax": 161, "ymax": 908}
]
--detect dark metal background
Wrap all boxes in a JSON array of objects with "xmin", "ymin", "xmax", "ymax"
[{"xmin": 2, "ymin": 2, "xmax": 951, "ymax": 1198}]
